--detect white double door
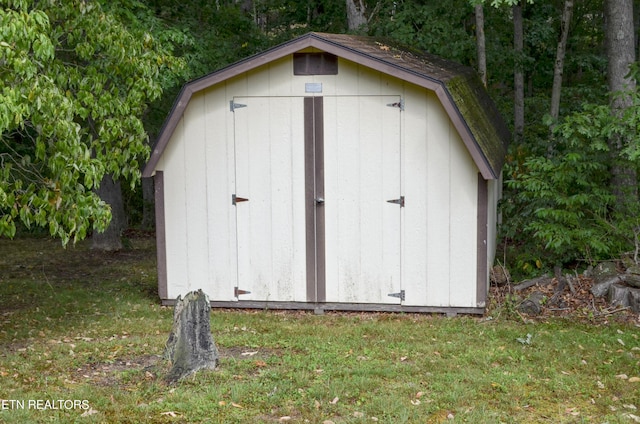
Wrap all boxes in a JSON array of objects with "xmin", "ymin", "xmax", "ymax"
[{"xmin": 232, "ymin": 95, "xmax": 402, "ymax": 304}]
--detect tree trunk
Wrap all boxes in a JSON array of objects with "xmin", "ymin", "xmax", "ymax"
[
  {"xmin": 346, "ymin": 0, "xmax": 368, "ymax": 31},
  {"xmin": 605, "ymin": 0, "xmax": 637, "ymax": 205},
  {"xmin": 513, "ymin": 1, "xmax": 525, "ymax": 144},
  {"xmin": 141, "ymin": 177, "xmax": 155, "ymax": 230},
  {"xmin": 550, "ymin": 0, "xmax": 574, "ymax": 122},
  {"xmin": 92, "ymin": 173, "xmax": 126, "ymax": 251},
  {"xmin": 475, "ymin": 3, "xmax": 487, "ymax": 87}
]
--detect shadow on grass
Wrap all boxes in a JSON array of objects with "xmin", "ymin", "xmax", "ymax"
[{"xmin": 0, "ymin": 235, "xmax": 160, "ymax": 345}]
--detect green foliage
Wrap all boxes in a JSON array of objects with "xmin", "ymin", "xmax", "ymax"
[
  {"xmin": 502, "ymin": 94, "xmax": 640, "ymax": 273},
  {"xmin": 370, "ymin": 0, "xmax": 476, "ymax": 65},
  {"xmin": 0, "ymin": 0, "xmax": 183, "ymax": 244}
]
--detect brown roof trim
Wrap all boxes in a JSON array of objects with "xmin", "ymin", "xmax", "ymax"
[
  {"xmin": 144, "ymin": 32, "xmax": 507, "ymax": 179},
  {"xmin": 433, "ymin": 85, "xmax": 494, "ymax": 179}
]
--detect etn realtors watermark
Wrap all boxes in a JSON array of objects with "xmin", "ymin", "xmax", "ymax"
[{"xmin": 1, "ymin": 399, "xmax": 90, "ymax": 410}]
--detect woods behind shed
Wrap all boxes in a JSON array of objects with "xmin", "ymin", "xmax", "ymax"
[{"xmin": 143, "ymin": 32, "xmax": 510, "ymax": 314}]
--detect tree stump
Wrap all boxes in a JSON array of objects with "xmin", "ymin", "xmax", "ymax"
[{"xmin": 164, "ymin": 290, "xmax": 219, "ymax": 383}]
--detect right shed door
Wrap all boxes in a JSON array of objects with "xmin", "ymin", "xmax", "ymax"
[{"xmin": 322, "ymin": 95, "xmax": 403, "ymax": 304}]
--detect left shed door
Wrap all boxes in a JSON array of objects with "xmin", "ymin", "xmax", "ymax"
[{"xmin": 232, "ymin": 97, "xmax": 307, "ymax": 302}]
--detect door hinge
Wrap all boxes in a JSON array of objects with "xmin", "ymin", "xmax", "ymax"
[
  {"xmin": 386, "ymin": 196, "xmax": 405, "ymax": 207},
  {"xmin": 232, "ymin": 194, "xmax": 249, "ymax": 205},
  {"xmin": 386, "ymin": 98, "xmax": 404, "ymax": 111},
  {"xmin": 230, "ymin": 100, "xmax": 247, "ymax": 112},
  {"xmin": 235, "ymin": 287, "xmax": 251, "ymax": 297},
  {"xmin": 388, "ymin": 290, "xmax": 405, "ymax": 301}
]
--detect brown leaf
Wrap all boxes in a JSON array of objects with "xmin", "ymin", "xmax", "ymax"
[
  {"xmin": 160, "ymin": 411, "xmax": 178, "ymax": 417},
  {"xmin": 80, "ymin": 408, "xmax": 99, "ymax": 417}
]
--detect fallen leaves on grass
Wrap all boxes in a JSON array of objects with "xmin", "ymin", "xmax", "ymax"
[
  {"xmin": 80, "ymin": 408, "xmax": 99, "ymax": 417},
  {"xmin": 216, "ymin": 401, "xmax": 243, "ymax": 409},
  {"xmin": 624, "ymin": 414, "xmax": 640, "ymax": 423}
]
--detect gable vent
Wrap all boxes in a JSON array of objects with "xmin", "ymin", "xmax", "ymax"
[{"xmin": 293, "ymin": 52, "xmax": 338, "ymax": 75}]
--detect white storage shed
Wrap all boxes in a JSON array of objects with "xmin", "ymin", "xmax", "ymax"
[{"xmin": 143, "ymin": 32, "xmax": 510, "ymax": 314}]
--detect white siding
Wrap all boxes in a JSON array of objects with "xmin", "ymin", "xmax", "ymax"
[
  {"xmin": 182, "ymin": 94, "xmax": 210, "ymax": 296},
  {"xmin": 233, "ymin": 96, "xmax": 307, "ymax": 302},
  {"xmin": 159, "ymin": 119, "xmax": 189, "ymax": 299},
  {"xmin": 402, "ymin": 89, "xmax": 479, "ymax": 308},
  {"xmin": 448, "ymin": 123, "xmax": 479, "ymax": 307},
  {"xmin": 323, "ymin": 95, "xmax": 402, "ymax": 304},
  {"xmin": 204, "ymin": 87, "xmax": 237, "ymax": 301}
]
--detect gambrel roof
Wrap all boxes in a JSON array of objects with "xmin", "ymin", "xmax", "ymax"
[{"xmin": 143, "ymin": 32, "xmax": 510, "ymax": 179}]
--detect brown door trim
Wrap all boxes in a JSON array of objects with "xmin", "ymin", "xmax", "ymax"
[
  {"xmin": 153, "ymin": 171, "xmax": 168, "ymax": 300},
  {"xmin": 305, "ymin": 97, "xmax": 326, "ymax": 302}
]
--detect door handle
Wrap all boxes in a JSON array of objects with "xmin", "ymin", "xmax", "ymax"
[{"xmin": 315, "ymin": 197, "xmax": 324, "ymax": 205}]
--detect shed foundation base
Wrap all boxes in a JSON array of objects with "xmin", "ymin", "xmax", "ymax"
[{"xmin": 160, "ymin": 299, "xmax": 484, "ymax": 315}]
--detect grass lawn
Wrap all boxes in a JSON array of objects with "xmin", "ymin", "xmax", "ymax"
[{"xmin": 1, "ymin": 235, "xmax": 639, "ymax": 423}]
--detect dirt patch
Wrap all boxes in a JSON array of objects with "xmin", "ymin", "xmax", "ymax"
[
  {"xmin": 71, "ymin": 354, "xmax": 165, "ymax": 386},
  {"xmin": 70, "ymin": 347, "xmax": 281, "ymax": 387}
]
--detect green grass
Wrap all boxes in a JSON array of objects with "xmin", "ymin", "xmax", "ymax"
[{"xmin": 1, "ymin": 236, "xmax": 639, "ymax": 423}]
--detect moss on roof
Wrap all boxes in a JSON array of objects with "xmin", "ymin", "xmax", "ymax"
[{"xmin": 445, "ymin": 74, "xmax": 511, "ymax": 176}]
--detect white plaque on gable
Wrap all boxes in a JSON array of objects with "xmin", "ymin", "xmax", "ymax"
[{"xmin": 305, "ymin": 82, "xmax": 323, "ymax": 93}]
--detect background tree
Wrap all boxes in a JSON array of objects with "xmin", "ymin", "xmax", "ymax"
[
  {"xmin": 0, "ymin": 0, "xmax": 183, "ymax": 245},
  {"xmin": 549, "ymin": 0, "xmax": 574, "ymax": 124},
  {"xmin": 605, "ymin": 0, "xmax": 637, "ymax": 204},
  {"xmin": 474, "ymin": 1, "xmax": 488, "ymax": 87},
  {"xmin": 346, "ymin": 0, "xmax": 368, "ymax": 30},
  {"xmin": 513, "ymin": 1, "xmax": 525, "ymax": 143}
]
